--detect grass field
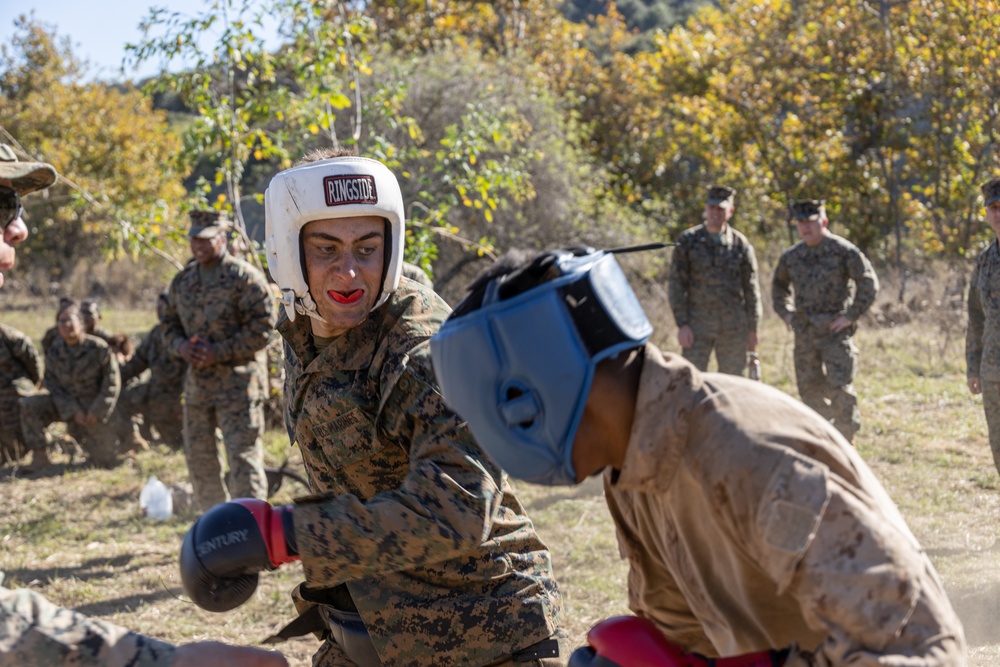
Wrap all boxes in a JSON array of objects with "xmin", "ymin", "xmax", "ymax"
[{"xmin": 2, "ymin": 290, "xmax": 1000, "ymax": 665}]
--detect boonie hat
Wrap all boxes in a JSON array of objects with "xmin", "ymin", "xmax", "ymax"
[{"xmin": 0, "ymin": 144, "xmax": 57, "ymax": 195}]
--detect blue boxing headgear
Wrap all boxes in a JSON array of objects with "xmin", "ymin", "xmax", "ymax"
[{"xmin": 430, "ymin": 247, "xmax": 652, "ymax": 486}]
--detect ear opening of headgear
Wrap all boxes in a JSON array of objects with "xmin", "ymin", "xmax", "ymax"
[
  {"xmin": 265, "ymin": 156, "xmax": 405, "ymax": 322},
  {"xmin": 431, "ymin": 248, "xmax": 652, "ymax": 486}
]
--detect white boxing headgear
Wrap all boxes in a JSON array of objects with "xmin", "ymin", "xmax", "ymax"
[{"xmin": 265, "ymin": 156, "xmax": 405, "ymax": 321}]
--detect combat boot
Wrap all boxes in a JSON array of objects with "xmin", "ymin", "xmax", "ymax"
[
  {"xmin": 23, "ymin": 447, "xmax": 52, "ymax": 472},
  {"xmin": 122, "ymin": 430, "xmax": 150, "ymax": 453}
]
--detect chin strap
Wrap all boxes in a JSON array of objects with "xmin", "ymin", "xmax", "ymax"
[
  {"xmin": 281, "ymin": 289, "xmax": 323, "ymax": 323},
  {"xmin": 285, "ymin": 286, "xmax": 390, "ymax": 323}
]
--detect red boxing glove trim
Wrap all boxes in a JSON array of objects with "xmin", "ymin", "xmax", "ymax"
[
  {"xmin": 232, "ymin": 499, "xmax": 299, "ymax": 568},
  {"xmin": 587, "ymin": 617, "xmax": 785, "ymax": 667}
]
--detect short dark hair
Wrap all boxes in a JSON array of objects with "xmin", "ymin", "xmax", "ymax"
[
  {"xmin": 56, "ymin": 299, "xmax": 80, "ymax": 321},
  {"xmin": 450, "ymin": 248, "xmax": 599, "ymax": 319}
]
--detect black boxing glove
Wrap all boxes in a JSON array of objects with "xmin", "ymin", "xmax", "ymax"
[{"xmin": 179, "ymin": 498, "xmax": 298, "ymax": 612}]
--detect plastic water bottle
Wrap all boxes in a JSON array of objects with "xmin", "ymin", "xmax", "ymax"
[
  {"xmin": 748, "ymin": 353, "xmax": 762, "ymax": 382},
  {"xmin": 140, "ymin": 476, "xmax": 173, "ymax": 520}
]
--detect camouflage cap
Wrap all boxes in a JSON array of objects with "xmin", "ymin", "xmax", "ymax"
[
  {"xmin": 982, "ymin": 177, "xmax": 1000, "ymax": 207},
  {"xmin": 706, "ymin": 185, "xmax": 736, "ymax": 207},
  {"xmin": 790, "ymin": 199, "xmax": 825, "ymax": 222},
  {"xmin": 81, "ymin": 300, "xmax": 100, "ymax": 316},
  {"xmin": 0, "ymin": 144, "xmax": 57, "ymax": 195},
  {"xmin": 187, "ymin": 209, "xmax": 231, "ymax": 239}
]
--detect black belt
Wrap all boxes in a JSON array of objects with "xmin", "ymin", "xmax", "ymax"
[
  {"xmin": 266, "ymin": 585, "xmax": 559, "ymax": 667},
  {"xmin": 319, "ymin": 603, "xmax": 382, "ymax": 667},
  {"xmin": 483, "ymin": 637, "xmax": 562, "ymax": 665},
  {"xmin": 511, "ymin": 637, "xmax": 561, "ymax": 663}
]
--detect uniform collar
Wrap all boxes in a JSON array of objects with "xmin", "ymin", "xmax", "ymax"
[
  {"xmin": 278, "ymin": 304, "xmax": 386, "ymax": 372},
  {"xmin": 699, "ymin": 223, "xmax": 733, "ymax": 247},
  {"xmin": 610, "ymin": 343, "xmax": 701, "ymax": 492}
]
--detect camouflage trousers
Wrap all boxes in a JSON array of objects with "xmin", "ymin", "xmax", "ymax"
[
  {"xmin": 793, "ymin": 325, "xmax": 860, "ymax": 442},
  {"xmin": 0, "ymin": 389, "xmax": 26, "ymax": 462},
  {"xmin": 19, "ymin": 392, "xmax": 123, "ymax": 467},
  {"xmin": 119, "ymin": 380, "xmax": 183, "ymax": 449},
  {"xmin": 681, "ymin": 325, "xmax": 749, "ymax": 376},
  {"xmin": 183, "ymin": 391, "xmax": 267, "ymax": 510},
  {"xmin": 981, "ymin": 380, "xmax": 1000, "ymax": 478}
]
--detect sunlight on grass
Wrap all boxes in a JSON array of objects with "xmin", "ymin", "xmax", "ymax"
[{"xmin": 2, "ymin": 291, "xmax": 1000, "ymax": 664}]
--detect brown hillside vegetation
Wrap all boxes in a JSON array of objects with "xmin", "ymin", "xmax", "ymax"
[{"xmin": 2, "ymin": 265, "xmax": 1000, "ymax": 664}]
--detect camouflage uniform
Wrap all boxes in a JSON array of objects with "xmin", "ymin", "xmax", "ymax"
[
  {"xmin": 606, "ymin": 345, "xmax": 965, "ymax": 664},
  {"xmin": 20, "ymin": 335, "xmax": 122, "ymax": 467},
  {"xmin": 668, "ymin": 223, "xmax": 762, "ymax": 375},
  {"xmin": 400, "ymin": 261, "xmax": 434, "ymax": 290},
  {"xmin": 967, "ymin": 238, "xmax": 1000, "ymax": 476},
  {"xmin": 163, "ymin": 253, "xmax": 275, "ymax": 509},
  {"xmin": 772, "ymin": 233, "xmax": 878, "ymax": 441},
  {"xmin": 279, "ymin": 280, "xmax": 563, "ymax": 667},
  {"xmin": 0, "ymin": 576, "xmax": 175, "ymax": 666},
  {"xmin": 118, "ymin": 322, "xmax": 186, "ymax": 449},
  {"xmin": 0, "ymin": 324, "xmax": 42, "ymax": 462}
]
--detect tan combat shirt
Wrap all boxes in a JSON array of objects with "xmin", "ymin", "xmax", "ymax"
[{"xmin": 604, "ymin": 344, "xmax": 966, "ymax": 666}]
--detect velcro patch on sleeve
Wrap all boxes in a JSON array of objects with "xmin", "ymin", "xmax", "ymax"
[{"xmin": 758, "ymin": 455, "xmax": 831, "ymax": 593}]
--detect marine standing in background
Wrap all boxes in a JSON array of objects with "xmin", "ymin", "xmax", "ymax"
[
  {"xmin": 118, "ymin": 291, "xmax": 186, "ymax": 450},
  {"xmin": 772, "ymin": 199, "xmax": 879, "ymax": 443},
  {"xmin": 966, "ymin": 177, "xmax": 1000, "ymax": 478},
  {"xmin": 668, "ymin": 185, "xmax": 762, "ymax": 376},
  {"xmin": 20, "ymin": 300, "xmax": 123, "ymax": 468},
  {"xmin": 0, "ymin": 323, "xmax": 42, "ymax": 463},
  {"xmin": 162, "ymin": 210, "xmax": 275, "ymax": 510}
]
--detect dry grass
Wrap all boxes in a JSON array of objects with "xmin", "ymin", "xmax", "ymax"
[{"xmin": 3, "ymin": 283, "xmax": 1000, "ymax": 665}]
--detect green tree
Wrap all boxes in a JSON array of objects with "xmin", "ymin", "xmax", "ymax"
[
  {"xmin": 0, "ymin": 15, "xmax": 187, "ymax": 281},
  {"xmin": 129, "ymin": 0, "xmax": 601, "ymax": 282}
]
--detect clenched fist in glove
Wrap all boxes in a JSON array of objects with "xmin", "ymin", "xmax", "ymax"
[
  {"xmin": 179, "ymin": 499, "xmax": 299, "ymax": 612},
  {"xmin": 569, "ymin": 616, "xmax": 788, "ymax": 667}
]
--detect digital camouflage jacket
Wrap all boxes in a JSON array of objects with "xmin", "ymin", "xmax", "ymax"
[
  {"xmin": 668, "ymin": 223, "xmax": 762, "ymax": 333},
  {"xmin": 279, "ymin": 280, "xmax": 562, "ymax": 667},
  {"xmin": 0, "ymin": 578, "xmax": 174, "ymax": 667},
  {"xmin": 121, "ymin": 322, "xmax": 186, "ymax": 396},
  {"xmin": 162, "ymin": 253, "xmax": 275, "ymax": 397},
  {"xmin": 967, "ymin": 238, "xmax": 1000, "ymax": 382},
  {"xmin": 0, "ymin": 324, "xmax": 42, "ymax": 434},
  {"xmin": 44, "ymin": 335, "xmax": 119, "ymax": 421},
  {"xmin": 772, "ymin": 233, "xmax": 878, "ymax": 327}
]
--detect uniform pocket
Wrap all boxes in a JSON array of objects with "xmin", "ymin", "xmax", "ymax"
[{"xmin": 310, "ymin": 407, "xmax": 386, "ymax": 468}]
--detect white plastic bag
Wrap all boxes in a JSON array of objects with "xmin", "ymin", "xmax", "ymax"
[{"xmin": 139, "ymin": 476, "xmax": 173, "ymax": 520}]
